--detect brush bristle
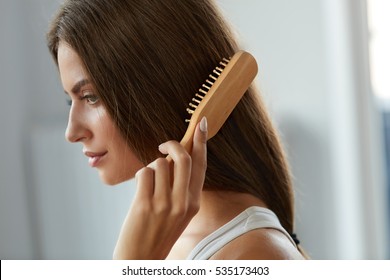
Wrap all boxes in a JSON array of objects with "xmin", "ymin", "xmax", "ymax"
[{"xmin": 185, "ymin": 57, "xmax": 231, "ymax": 123}]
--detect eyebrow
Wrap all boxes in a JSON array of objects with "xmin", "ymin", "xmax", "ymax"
[{"xmin": 64, "ymin": 79, "xmax": 91, "ymax": 95}]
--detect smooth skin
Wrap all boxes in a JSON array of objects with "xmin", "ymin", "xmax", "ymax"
[{"xmin": 58, "ymin": 41, "xmax": 303, "ymax": 260}]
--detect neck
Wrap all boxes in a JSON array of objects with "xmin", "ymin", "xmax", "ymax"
[
  {"xmin": 187, "ymin": 189, "xmax": 268, "ymax": 235},
  {"xmin": 166, "ymin": 189, "xmax": 267, "ymax": 259}
]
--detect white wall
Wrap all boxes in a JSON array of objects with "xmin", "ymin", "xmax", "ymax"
[
  {"xmin": 0, "ymin": 0, "xmax": 34, "ymax": 259},
  {"xmin": 0, "ymin": 0, "xmax": 388, "ymax": 259}
]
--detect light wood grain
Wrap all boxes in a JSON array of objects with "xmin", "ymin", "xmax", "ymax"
[{"xmin": 181, "ymin": 51, "xmax": 258, "ymax": 152}]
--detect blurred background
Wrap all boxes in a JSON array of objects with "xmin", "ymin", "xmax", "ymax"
[{"xmin": 0, "ymin": 0, "xmax": 389, "ymax": 259}]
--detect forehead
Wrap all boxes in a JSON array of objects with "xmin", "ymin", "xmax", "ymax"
[{"xmin": 57, "ymin": 42, "xmax": 89, "ymax": 92}]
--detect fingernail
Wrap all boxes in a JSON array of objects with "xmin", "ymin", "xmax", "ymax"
[
  {"xmin": 200, "ymin": 116, "xmax": 208, "ymax": 133},
  {"xmin": 158, "ymin": 143, "xmax": 167, "ymax": 154}
]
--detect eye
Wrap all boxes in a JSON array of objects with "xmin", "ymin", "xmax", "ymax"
[{"xmin": 81, "ymin": 92, "xmax": 100, "ymax": 105}]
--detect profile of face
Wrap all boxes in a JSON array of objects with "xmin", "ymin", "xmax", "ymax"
[{"xmin": 57, "ymin": 42, "xmax": 144, "ymax": 185}]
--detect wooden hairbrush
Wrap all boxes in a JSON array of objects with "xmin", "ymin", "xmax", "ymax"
[{"xmin": 180, "ymin": 50, "xmax": 258, "ymax": 152}]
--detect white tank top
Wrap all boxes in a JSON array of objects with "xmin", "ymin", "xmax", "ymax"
[{"xmin": 186, "ymin": 206, "xmax": 296, "ymax": 260}]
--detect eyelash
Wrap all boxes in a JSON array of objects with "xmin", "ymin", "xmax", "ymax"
[
  {"xmin": 66, "ymin": 94, "xmax": 100, "ymax": 106},
  {"xmin": 81, "ymin": 94, "xmax": 99, "ymax": 105}
]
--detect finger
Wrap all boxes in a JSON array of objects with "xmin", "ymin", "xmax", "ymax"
[
  {"xmin": 189, "ymin": 117, "xmax": 208, "ymax": 194},
  {"xmin": 134, "ymin": 167, "xmax": 155, "ymax": 201},
  {"xmin": 147, "ymin": 158, "xmax": 171, "ymax": 201},
  {"xmin": 159, "ymin": 140, "xmax": 191, "ymax": 199}
]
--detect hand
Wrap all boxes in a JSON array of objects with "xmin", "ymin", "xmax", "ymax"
[{"xmin": 113, "ymin": 117, "xmax": 208, "ymax": 259}]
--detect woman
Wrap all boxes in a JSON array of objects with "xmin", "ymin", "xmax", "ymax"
[{"xmin": 47, "ymin": 0, "xmax": 305, "ymax": 259}]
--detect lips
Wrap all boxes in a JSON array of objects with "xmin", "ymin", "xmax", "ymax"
[{"xmin": 83, "ymin": 151, "xmax": 108, "ymax": 167}]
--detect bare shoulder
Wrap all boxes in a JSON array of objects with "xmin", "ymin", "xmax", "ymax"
[{"xmin": 210, "ymin": 228, "xmax": 304, "ymax": 260}]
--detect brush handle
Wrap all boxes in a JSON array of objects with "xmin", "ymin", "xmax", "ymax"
[{"xmin": 180, "ymin": 128, "xmax": 195, "ymax": 152}]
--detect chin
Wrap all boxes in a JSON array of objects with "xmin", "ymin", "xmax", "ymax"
[{"xmin": 99, "ymin": 170, "xmax": 135, "ymax": 186}]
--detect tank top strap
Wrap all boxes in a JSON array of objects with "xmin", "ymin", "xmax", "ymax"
[{"xmin": 186, "ymin": 206, "xmax": 295, "ymax": 260}]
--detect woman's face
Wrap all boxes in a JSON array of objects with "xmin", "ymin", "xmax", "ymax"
[{"xmin": 57, "ymin": 42, "xmax": 144, "ymax": 185}]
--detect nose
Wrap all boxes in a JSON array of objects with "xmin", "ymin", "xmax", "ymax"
[{"xmin": 65, "ymin": 105, "xmax": 91, "ymax": 143}]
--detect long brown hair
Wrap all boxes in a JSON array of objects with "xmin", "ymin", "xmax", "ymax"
[{"xmin": 47, "ymin": 0, "xmax": 299, "ymax": 248}]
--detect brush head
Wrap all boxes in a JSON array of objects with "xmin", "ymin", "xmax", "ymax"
[
  {"xmin": 180, "ymin": 50, "xmax": 258, "ymax": 152},
  {"xmin": 185, "ymin": 57, "xmax": 230, "ymax": 121}
]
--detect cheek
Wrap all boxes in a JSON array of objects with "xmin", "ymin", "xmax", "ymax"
[
  {"xmin": 103, "ymin": 140, "xmax": 144, "ymax": 185},
  {"xmin": 97, "ymin": 110, "xmax": 144, "ymax": 181},
  {"xmin": 95, "ymin": 108, "xmax": 127, "ymax": 151},
  {"xmin": 101, "ymin": 117, "xmax": 148, "ymax": 166},
  {"xmin": 93, "ymin": 107, "xmax": 116, "ymax": 140}
]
